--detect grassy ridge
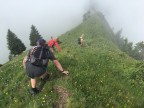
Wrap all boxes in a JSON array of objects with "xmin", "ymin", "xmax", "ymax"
[{"xmin": 1, "ymin": 13, "xmax": 144, "ymax": 108}]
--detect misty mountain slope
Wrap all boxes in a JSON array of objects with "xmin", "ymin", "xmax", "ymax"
[{"xmin": 1, "ymin": 13, "xmax": 144, "ymax": 108}]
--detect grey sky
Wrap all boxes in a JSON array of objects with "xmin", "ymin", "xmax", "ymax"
[{"xmin": 0, "ymin": 0, "xmax": 144, "ymax": 64}]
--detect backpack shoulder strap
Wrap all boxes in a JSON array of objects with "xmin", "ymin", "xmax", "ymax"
[{"xmin": 39, "ymin": 47, "xmax": 44, "ymax": 59}]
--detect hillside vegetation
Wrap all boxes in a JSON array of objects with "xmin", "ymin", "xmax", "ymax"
[{"xmin": 1, "ymin": 13, "xmax": 144, "ymax": 108}]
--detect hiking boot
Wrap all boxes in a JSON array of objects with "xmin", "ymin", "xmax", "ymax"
[{"xmin": 29, "ymin": 88, "xmax": 40, "ymax": 95}]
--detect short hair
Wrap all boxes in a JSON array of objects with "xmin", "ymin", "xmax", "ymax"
[{"xmin": 37, "ymin": 38, "xmax": 46, "ymax": 46}]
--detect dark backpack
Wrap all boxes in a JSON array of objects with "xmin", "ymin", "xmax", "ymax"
[{"xmin": 30, "ymin": 46, "xmax": 48, "ymax": 66}]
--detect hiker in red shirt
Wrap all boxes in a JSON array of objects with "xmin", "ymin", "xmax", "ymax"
[{"xmin": 48, "ymin": 37, "xmax": 61, "ymax": 52}]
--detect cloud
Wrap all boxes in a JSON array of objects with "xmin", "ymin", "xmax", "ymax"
[{"xmin": 96, "ymin": 0, "xmax": 144, "ymax": 43}]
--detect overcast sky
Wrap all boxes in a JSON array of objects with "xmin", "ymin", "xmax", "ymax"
[{"xmin": 0, "ymin": 0, "xmax": 144, "ymax": 64}]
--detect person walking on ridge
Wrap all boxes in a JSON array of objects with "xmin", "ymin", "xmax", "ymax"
[
  {"xmin": 23, "ymin": 38, "xmax": 69, "ymax": 95},
  {"xmin": 78, "ymin": 33, "xmax": 84, "ymax": 47},
  {"xmin": 48, "ymin": 37, "xmax": 62, "ymax": 52}
]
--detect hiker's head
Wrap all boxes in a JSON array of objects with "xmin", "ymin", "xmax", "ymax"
[{"xmin": 37, "ymin": 38, "xmax": 46, "ymax": 47}]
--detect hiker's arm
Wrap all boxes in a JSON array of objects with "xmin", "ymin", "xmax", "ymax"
[
  {"xmin": 53, "ymin": 60, "xmax": 68, "ymax": 75},
  {"xmin": 23, "ymin": 50, "xmax": 31, "ymax": 68},
  {"xmin": 23, "ymin": 56, "xmax": 27, "ymax": 68},
  {"xmin": 48, "ymin": 50, "xmax": 68, "ymax": 75}
]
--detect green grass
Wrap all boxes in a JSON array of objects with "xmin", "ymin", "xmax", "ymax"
[{"xmin": 1, "ymin": 13, "xmax": 144, "ymax": 108}]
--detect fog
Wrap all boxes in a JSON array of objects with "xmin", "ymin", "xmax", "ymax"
[
  {"xmin": 0, "ymin": 0, "xmax": 144, "ymax": 64},
  {"xmin": 96, "ymin": 0, "xmax": 144, "ymax": 43}
]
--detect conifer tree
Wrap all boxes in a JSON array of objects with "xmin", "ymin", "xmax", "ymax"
[
  {"xmin": 7, "ymin": 29, "xmax": 26, "ymax": 56},
  {"xmin": 29, "ymin": 25, "xmax": 42, "ymax": 46},
  {"xmin": 133, "ymin": 41, "xmax": 144, "ymax": 60}
]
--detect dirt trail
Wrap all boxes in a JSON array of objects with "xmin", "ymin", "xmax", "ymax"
[{"xmin": 53, "ymin": 86, "xmax": 71, "ymax": 108}]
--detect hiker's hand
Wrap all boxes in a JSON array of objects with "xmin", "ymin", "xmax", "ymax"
[
  {"xmin": 23, "ymin": 57, "xmax": 27, "ymax": 69},
  {"xmin": 62, "ymin": 70, "xmax": 69, "ymax": 75}
]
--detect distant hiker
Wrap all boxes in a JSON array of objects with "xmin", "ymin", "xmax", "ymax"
[
  {"xmin": 48, "ymin": 37, "xmax": 62, "ymax": 52},
  {"xmin": 78, "ymin": 33, "xmax": 84, "ymax": 47},
  {"xmin": 23, "ymin": 38, "xmax": 69, "ymax": 95}
]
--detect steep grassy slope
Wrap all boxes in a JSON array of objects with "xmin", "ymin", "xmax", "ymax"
[{"xmin": 1, "ymin": 13, "xmax": 144, "ymax": 108}]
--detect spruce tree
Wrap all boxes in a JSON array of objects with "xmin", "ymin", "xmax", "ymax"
[
  {"xmin": 29, "ymin": 25, "xmax": 42, "ymax": 46},
  {"xmin": 7, "ymin": 29, "xmax": 26, "ymax": 56},
  {"xmin": 133, "ymin": 41, "xmax": 144, "ymax": 60}
]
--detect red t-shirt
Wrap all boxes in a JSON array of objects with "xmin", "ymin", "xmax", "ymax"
[{"xmin": 48, "ymin": 39, "xmax": 61, "ymax": 51}]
